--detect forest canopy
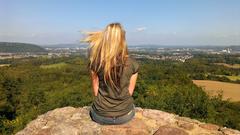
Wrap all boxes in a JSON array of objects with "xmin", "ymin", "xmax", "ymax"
[
  {"xmin": 0, "ymin": 55, "xmax": 240, "ymax": 134},
  {"xmin": 0, "ymin": 42, "xmax": 47, "ymax": 53}
]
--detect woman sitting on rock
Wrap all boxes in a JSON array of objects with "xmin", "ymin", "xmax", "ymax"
[{"xmin": 84, "ymin": 23, "xmax": 139, "ymax": 125}]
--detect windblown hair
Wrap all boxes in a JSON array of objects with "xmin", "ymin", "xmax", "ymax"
[{"xmin": 83, "ymin": 23, "xmax": 129, "ymax": 92}]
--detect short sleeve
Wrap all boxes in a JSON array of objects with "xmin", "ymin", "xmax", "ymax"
[{"xmin": 131, "ymin": 58, "xmax": 139, "ymax": 74}]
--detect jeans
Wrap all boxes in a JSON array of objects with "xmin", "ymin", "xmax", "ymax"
[{"xmin": 89, "ymin": 104, "xmax": 135, "ymax": 125}]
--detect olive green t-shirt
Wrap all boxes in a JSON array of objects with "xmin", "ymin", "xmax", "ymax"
[{"xmin": 91, "ymin": 57, "xmax": 139, "ymax": 117}]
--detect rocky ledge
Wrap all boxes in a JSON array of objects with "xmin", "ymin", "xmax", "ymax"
[{"xmin": 16, "ymin": 106, "xmax": 240, "ymax": 135}]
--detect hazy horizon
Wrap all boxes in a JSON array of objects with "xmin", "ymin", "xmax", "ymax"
[
  {"xmin": 1, "ymin": 41, "xmax": 240, "ymax": 47},
  {"xmin": 1, "ymin": 0, "xmax": 240, "ymax": 45}
]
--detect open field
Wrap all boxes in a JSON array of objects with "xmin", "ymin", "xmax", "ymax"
[
  {"xmin": 193, "ymin": 80, "xmax": 240, "ymax": 102},
  {"xmin": 0, "ymin": 64, "xmax": 10, "ymax": 67},
  {"xmin": 227, "ymin": 75, "xmax": 240, "ymax": 81},
  {"xmin": 40, "ymin": 62, "xmax": 68, "ymax": 69},
  {"xmin": 214, "ymin": 63, "xmax": 240, "ymax": 69},
  {"xmin": 216, "ymin": 75, "xmax": 240, "ymax": 81}
]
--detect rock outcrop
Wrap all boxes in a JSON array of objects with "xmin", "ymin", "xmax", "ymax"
[{"xmin": 16, "ymin": 106, "xmax": 240, "ymax": 135}]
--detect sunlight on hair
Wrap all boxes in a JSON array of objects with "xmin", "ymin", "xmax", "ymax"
[{"xmin": 82, "ymin": 23, "xmax": 129, "ymax": 91}]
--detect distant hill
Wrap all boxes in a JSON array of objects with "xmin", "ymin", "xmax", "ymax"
[
  {"xmin": 0, "ymin": 42, "xmax": 47, "ymax": 53},
  {"xmin": 42, "ymin": 43, "xmax": 88, "ymax": 48}
]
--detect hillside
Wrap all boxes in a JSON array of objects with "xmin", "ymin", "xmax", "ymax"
[
  {"xmin": 1, "ymin": 56, "xmax": 240, "ymax": 134},
  {"xmin": 16, "ymin": 106, "xmax": 240, "ymax": 135},
  {"xmin": 0, "ymin": 42, "xmax": 47, "ymax": 53}
]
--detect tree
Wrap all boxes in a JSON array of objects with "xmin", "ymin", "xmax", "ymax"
[{"xmin": 1, "ymin": 77, "xmax": 22, "ymax": 119}]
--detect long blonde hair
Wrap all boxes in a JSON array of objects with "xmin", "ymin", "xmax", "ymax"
[{"xmin": 83, "ymin": 23, "xmax": 129, "ymax": 92}]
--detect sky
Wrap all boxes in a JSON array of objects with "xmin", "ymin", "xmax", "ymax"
[{"xmin": 0, "ymin": 0, "xmax": 240, "ymax": 46}]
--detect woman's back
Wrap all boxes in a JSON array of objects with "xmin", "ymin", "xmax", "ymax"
[{"xmin": 91, "ymin": 57, "xmax": 139, "ymax": 117}]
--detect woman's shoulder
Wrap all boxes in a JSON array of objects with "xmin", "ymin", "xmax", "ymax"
[
  {"xmin": 125, "ymin": 56, "xmax": 138, "ymax": 64},
  {"xmin": 125, "ymin": 56, "xmax": 139, "ymax": 70},
  {"xmin": 126, "ymin": 57, "xmax": 139, "ymax": 74}
]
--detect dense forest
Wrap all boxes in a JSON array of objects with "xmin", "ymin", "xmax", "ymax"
[
  {"xmin": 184, "ymin": 54, "xmax": 240, "ymax": 83},
  {"xmin": 0, "ymin": 42, "xmax": 47, "ymax": 53},
  {"xmin": 0, "ymin": 55, "xmax": 240, "ymax": 134}
]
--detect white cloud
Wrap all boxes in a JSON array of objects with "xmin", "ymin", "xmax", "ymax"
[{"xmin": 136, "ymin": 27, "xmax": 147, "ymax": 32}]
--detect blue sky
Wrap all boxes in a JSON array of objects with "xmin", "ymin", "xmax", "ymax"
[{"xmin": 0, "ymin": 0, "xmax": 240, "ymax": 46}]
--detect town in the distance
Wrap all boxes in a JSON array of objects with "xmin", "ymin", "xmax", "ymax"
[{"xmin": 0, "ymin": 42, "xmax": 239, "ymax": 63}]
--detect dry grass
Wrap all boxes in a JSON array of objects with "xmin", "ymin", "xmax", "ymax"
[
  {"xmin": 214, "ymin": 63, "xmax": 240, "ymax": 69},
  {"xmin": 217, "ymin": 75, "xmax": 240, "ymax": 81},
  {"xmin": 193, "ymin": 80, "xmax": 240, "ymax": 102},
  {"xmin": 0, "ymin": 64, "xmax": 10, "ymax": 67}
]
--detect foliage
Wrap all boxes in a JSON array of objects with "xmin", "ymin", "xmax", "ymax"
[
  {"xmin": 0, "ymin": 42, "xmax": 47, "ymax": 53},
  {"xmin": 184, "ymin": 54, "xmax": 240, "ymax": 84},
  {"xmin": 0, "ymin": 55, "xmax": 240, "ymax": 134}
]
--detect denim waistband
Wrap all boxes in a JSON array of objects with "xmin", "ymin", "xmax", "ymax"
[{"xmin": 105, "ymin": 109, "xmax": 134, "ymax": 118}]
